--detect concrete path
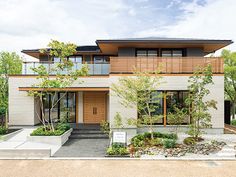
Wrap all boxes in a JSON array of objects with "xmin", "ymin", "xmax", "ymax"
[
  {"xmin": 0, "ymin": 128, "xmax": 60, "ymax": 157},
  {"xmin": 0, "ymin": 160, "xmax": 235, "ymax": 177},
  {"xmin": 53, "ymin": 138, "xmax": 110, "ymax": 157}
]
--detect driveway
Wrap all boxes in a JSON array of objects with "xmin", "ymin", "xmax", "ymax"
[
  {"xmin": 53, "ymin": 138, "xmax": 110, "ymax": 157},
  {"xmin": 0, "ymin": 160, "xmax": 235, "ymax": 177}
]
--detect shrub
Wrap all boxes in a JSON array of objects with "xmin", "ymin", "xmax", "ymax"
[
  {"xmin": 100, "ymin": 120, "xmax": 110, "ymax": 134},
  {"xmin": 131, "ymin": 137, "xmax": 144, "ymax": 147},
  {"xmin": 30, "ymin": 127, "xmax": 65, "ymax": 136},
  {"xmin": 0, "ymin": 126, "xmax": 7, "ymax": 135},
  {"xmin": 162, "ymin": 139, "xmax": 176, "ymax": 148},
  {"xmin": 56, "ymin": 123, "xmax": 70, "ymax": 131},
  {"xmin": 231, "ymin": 119, "xmax": 236, "ymax": 126},
  {"xmin": 183, "ymin": 137, "xmax": 196, "ymax": 145},
  {"xmin": 149, "ymin": 138, "xmax": 162, "ymax": 146},
  {"xmin": 106, "ymin": 143, "xmax": 129, "ymax": 156}
]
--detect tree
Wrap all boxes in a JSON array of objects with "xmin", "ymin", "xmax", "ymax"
[
  {"xmin": 111, "ymin": 70, "xmax": 163, "ymax": 139},
  {"xmin": 167, "ymin": 106, "xmax": 188, "ymax": 134},
  {"xmin": 186, "ymin": 65, "xmax": 217, "ymax": 140},
  {"xmin": 222, "ymin": 49, "xmax": 236, "ymax": 119},
  {"xmin": 28, "ymin": 40, "xmax": 88, "ymax": 131},
  {"xmin": 0, "ymin": 52, "xmax": 22, "ymax": 126}
]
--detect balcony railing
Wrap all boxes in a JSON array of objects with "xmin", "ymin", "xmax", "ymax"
[
  {"xmin": 22, "ymin": 62, "xmax": 110, "ymax": 75},
  {"xmin": 110, "ymin": 57, "xmax": 224, "ymax": 74}
]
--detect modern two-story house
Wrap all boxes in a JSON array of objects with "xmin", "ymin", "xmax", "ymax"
[{"xmin": 8, "ymin": 38, "xmax": 232, "ymax": 138}]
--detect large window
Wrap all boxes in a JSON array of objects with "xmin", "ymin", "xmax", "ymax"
[
  {"xmin": 43, "ymin": 92, "xmax": 76, "ymax": 123},
  {"xmin": 166, "ymin": 91, "xmax": 190, "ymax": 124},
  {"xmin": 161, "ymin": 49, "xmax": 184, "ymax": 57},
  {"xmin": 138, "ymin": 91, "xmax": 163, "ymax": 125},
  {"xmin": 93, "ymin": 56, "xmax": 110, "ymax": 64},
  {"xmin": 136, "ymin": 49, "xmax": 159, "ymax": 57}
]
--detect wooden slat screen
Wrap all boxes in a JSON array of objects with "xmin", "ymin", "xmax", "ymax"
[{"xmin": 110, "ymin": 57, "xmax": 223, "ymax": 74}]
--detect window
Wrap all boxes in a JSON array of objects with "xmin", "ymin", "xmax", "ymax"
[
  {"xmin": 84, "ymin": 55, "xmax": 91, "ymax": 64},
  {"xmin": 68, "ymin": 56, "xmax": 82, "ymax": 63},
  {"xmin": 43, "ymin": 92, "xmax": 76, "ymax": 123},
  {"xmin": 93, "ymin": 56, "xmax": 110, "ymax": 64},
  {"xmin": 166, "ymin": 91, "xmax": 190, "ymax": 124},
  {"xmin": 161, "ymin": 49, "xmax": 183, "ymax": 57},
  {"xmin": 138, "ymin": 91, "xmax": 163, "ymax": 124},
  {"xmin": 136, "ymin": 49, "xmax": 159, "ymax": 57}
]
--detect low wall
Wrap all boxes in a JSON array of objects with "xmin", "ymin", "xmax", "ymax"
[{"xmin": 27, "ymin": 128, "xmax": 72, "ymax": 146}]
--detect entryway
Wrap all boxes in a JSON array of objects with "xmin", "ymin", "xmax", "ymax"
[{"xmin": 53, "ymin": 124, "xmax": 109, "ymax": 157}]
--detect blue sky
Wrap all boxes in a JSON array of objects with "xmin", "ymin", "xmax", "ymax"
[{"xmin": 0, "ymin": 0, "xmax": 235, "ymax": 59}]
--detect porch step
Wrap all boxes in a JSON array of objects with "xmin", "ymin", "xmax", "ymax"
[
  {"xmin": 69, "ymin": 133, "xmax": 109, "ymax": 139},
  {"xmin": 69, "ymin": 127, "xmax": 109, "ymax": 139}
]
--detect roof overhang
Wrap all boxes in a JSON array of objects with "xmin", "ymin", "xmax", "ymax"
[
  {"xmin": 96, "ymin": 39, "xmax": 233, "ymax": 55},
  {"xmin": 19, "ymin": 87, "xmax": 109, "ymax": 91}
]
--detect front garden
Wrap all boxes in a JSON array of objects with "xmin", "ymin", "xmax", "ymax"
[{"xmin": 106, "ymin": 132, "xmax": 227, "ymax": 158}]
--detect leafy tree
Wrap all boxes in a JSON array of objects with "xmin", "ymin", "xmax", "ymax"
[
  {"xmin": 222, "ymin": 49, "xmax": 236, "ymax": 119},
  {"xmin": 186, "ymin": 65, "xmax": 217, "ymax": 139},
  {"xmin": 0, "ymin": 52, "xmax": 22, "ymax": 126},
  {"xmin": 167, "ymin": 106, "xmax": 188, "ymax": 134},
  {"xmin": 111, "ymin": 70, "xmax": 163, "ymax": 139},
  {"xmin": 28, "ymin": 40, "xmax": 88, "ymax": 131}
]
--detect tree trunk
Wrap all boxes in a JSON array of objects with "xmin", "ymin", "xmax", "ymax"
[{"xmin": 232, "ymin": 102, "xmax": 235, "ymax": 120}]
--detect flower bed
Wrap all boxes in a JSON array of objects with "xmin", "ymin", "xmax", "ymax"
[
  {"xmin": 106, "ymin": 143, "xmax": 129, "ymax": 157},
  {"xmin": 28, "ymin": 123, "xmax": 72, "ymax": 146}
]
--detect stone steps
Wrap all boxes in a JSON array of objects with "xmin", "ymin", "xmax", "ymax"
[{"xmin": 69, "ymin": 127, "xmax": 109, "ymax": 139}]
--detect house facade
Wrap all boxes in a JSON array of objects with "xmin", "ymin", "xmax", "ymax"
[{"xmin": 8, "ymin": 38, "xmax": 232, "ymax": 138}]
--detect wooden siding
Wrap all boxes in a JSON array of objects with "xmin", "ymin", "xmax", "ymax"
[{"xmin": 110, "ymin": 57, "xmax": 224, "ymax": 74}]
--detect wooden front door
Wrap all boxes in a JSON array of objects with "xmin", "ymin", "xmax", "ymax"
[{"xmin": 83, "ymin": 92, "xmax": 106, "ymax": 124}]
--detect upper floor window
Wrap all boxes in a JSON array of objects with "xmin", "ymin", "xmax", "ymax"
[
  {"xmin": 136, "ymin": 49, "xmax": 159, "ymax": 57},
  {"xmin": 161, "ymin": 49, "xmax": 183, "ymax": 57},
  {"xmin": 93, "ymin": 56, "xmax": 110, "ymax": 64},
  {"xmin": 68, "ymin": 56, "xmax": 82, "ymax": 63}
]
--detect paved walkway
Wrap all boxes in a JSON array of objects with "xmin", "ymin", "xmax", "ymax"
[
  {"xmin": 0, "ymin": 160, "xmax": 235, "ymax": 177},
  {"xmin": 53, "ymin": 138, "xmax": 110, "ymax": 157},
  {"xmin": 0, "ymin": 128, "xmax": 60, "ymax": 156}
]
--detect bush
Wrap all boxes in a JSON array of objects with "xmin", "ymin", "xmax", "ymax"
[
  {"xmin": 231, "ymin": 119, "xmax": 236, "ymax": 126},
  {"xmin": 183, "ymin": 137, "xmax": 196, "ymax": 145},
  {"xmin": 56, "ymin": 123, "xmax": 70, "ymax": 131},
  {"xmin": 162, "ymin": 139, "xmax": 176, "ymax": 148},
  {"xmin": 106, "ymin": 143, "xmax": 129, "ymax": 156},
  {"xmin": 131, "ymin": 134, "xmax": 145, "ymax": 147},
  {"xmin": 0, "ymin": 126, "xmax": 7, "ymax": 135},
  {"xmin": 100, "ymin": 120, "xmax": 110, "ymax": 134},
  {"xmin": 149, "ymin": 138, "xmax": 162, "ymax": 146},
  {"xmin": 30, "ymin": 126, "xmax": 65, "ymax": 136}
]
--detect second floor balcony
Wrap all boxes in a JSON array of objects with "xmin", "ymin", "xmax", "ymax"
[
  {"xmin": 110, "ymin": 57, "xmax": 224, "ymax": 74},
  {"xmin": 22, "ymin": 62, "xmax": 110, "ymax": 75}
]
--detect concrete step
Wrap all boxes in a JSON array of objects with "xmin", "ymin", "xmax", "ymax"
[
  {"xmin": 71, "ymin": 130, "xmax": 104, "ymax": 134},
  {"xmin": 69, "ymin": 134, "xmax": 109, "ymax": 139}
]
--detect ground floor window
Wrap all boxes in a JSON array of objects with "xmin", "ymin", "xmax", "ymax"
[
  {"xmin": 138, "ymin": 90, "xmax": 190, "ymax": 126},
  {"xmin": 43, "ymin": 92, "xmax": 76, "ymax": 123}
]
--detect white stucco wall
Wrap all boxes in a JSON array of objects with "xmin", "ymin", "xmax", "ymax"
[
  {"xmin": 109, "ymin": 75, "xmax": 224, "ymax": 130},
  {"xmin": 9, "ymin": 75, "xmax": 224, "ymax": 131},
  {"xmin": 8, "ymin": 76, "xmax": 110, "ymax": 125}
]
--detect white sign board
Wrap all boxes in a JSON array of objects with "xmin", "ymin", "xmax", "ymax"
[{"xmin": 113, "ymin": 131, "xmax": 127, "ymax": 144}]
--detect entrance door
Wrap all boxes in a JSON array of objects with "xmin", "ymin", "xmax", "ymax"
[{"xmin": 83, "ymin": 92, "xmax": 106, "ymax": 124}]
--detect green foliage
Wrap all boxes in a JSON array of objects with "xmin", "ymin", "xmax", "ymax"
[
  {"xmin": 167, "ymin": 106, "xmax": 188, "ymax": 134},
  {"xmin": 162, "ymin": 139, "xmax": 176, "ymax": 149},
  {"xmin": 113, "ymin": 112, "xmax": 123, "ymax": 128},
  {"xmin": 0, "ymin": 126, "xmax": 7, "ymax": 135},
  {"xmin": 231, "ymin": 119, "xmax": 236, "ymax": 126},
  {"xmin": 131, "ymin": 132, "xmax": 177, "ymax": 147},
  {"xmin": 148, "ymin": 138, "xmax": 162, "ymax": 146},
  {"xmin": 28, "ymin": 40, "xmax": 88, "ymax": 132},
  {"xmin": 223, "ymin": 49, "xmax": 236, "ymax": 119},
  {"xmin": 106, "ymin": 143, "xmax": 129, "ymax": 156},
  {"xmin": 112, "ymin": 69, "xmax": 163, "ymax": 139},
  {"xmin": 183, "ymin": 137, "xmax": 196, "ymax": 145},
  {"xmin": 0, "ymin": 52, "xmax": 22, "ymax": 118},
  {"xmin": 30, "ymin": 126, "xmax": 66, "ymax": 136},
  {"xmin": 56, "ymin": 123, "xmax": 70, "ymax": 131},
  {"xmin": 100, "ymin": 120, "xmax": 110, "ymax": 134},
  {"xmin": 186, "ymin": 65, "xmax": 217, "ymax": 139}
]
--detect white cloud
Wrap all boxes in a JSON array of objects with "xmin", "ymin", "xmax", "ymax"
[{"xmin": 135, "ymin": 0, "xmax": 236, "ymax": 55}]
